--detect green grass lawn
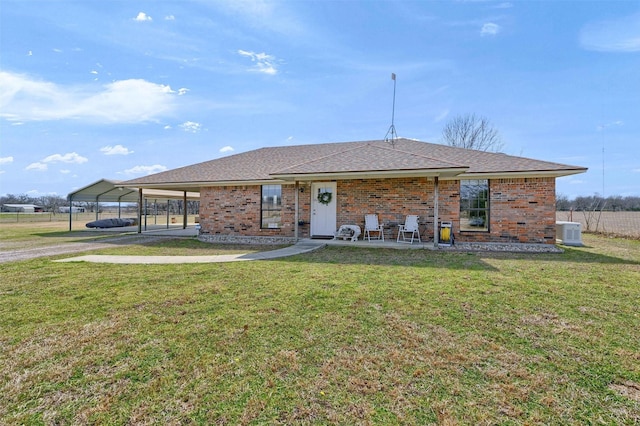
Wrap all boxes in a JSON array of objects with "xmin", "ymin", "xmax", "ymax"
[{"xmin": 1, "ymin": 234, "xmax": 639, "ymax": 424}]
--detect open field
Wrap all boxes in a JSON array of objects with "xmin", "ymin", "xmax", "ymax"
[
  {"xmin": 1, "ymin": 229, "xmax": 639, "ymax": 424},
  {"xmin": 557, "ymin": 211, "xmax": 640, "ymax": 238}
]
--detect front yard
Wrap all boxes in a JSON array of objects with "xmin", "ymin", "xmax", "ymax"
[{"xmin": 0, "ymin": 233, "xmax": 638, "ymax": 424}]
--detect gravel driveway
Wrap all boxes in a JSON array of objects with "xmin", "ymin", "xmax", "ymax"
[{"xmin": 0, "ymin": 235, "xmax": 173, "ymax": 264}]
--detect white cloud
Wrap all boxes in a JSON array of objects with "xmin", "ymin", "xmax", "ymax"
[
  {"xmin": 25, "ymin": 153, "xmax": 87, "ymax": 172},
  {"xmin": 122, "ymin": 165, "xmax": 167, "ymax": 176},
  {"xmin": 60, "ymin": 169, "xmax": 71, "ymax": 174},
  {"xmin": 580, "ymin": 13, "xmax": 640, "ymax": 52},
  {"xmin": 215, "ymin": 1, "xmax": 304, "ymax": 37},
  {"xmin": 481, "ymin": 23, "xmax": 500, "ymax": 36},
  {"xmin": 100, "ymin": 145, "xmax": 134, "ymax": 155},
  {"xmin": 0, "ymin": 72, "xmax": 177, "ymax": 123},
  {"xmin": 165, "ymin": 15, "xmax": 175, "ymax": 21},
  {"xmin": 238, "ymin": 50, "xmax": 279, "ymax": 75},
  {"xmin": 134, "ymin": 12, "xmax": 152, "ymax": 22},
  {"xmin": 597, "ymin": 120, "xmax": 624, "ymax": 131},
  {"xmin": 178, "ymin": 88, "xmax": 189, "ymax": 96},
  {"xmin": 26, "ymin": 162, "xmax": 47, "ymax": 171},
  {"xmin": 42, "ymin": 152, "xmax": 88, "ymax": 164},
  {"xmin": 0, "ymin": 156, "xmax": 13, "ymax": 165},
  {"xmin": 180, "ymin": 121, "xmax": 201, "ymax": 133},
  {"xmin": 434, "ymin": 109, "xmax": 450, "ymax": 123},
  {"xmin": 493, "ymin": 2, "xmax": 513, "ymax": 9},
  {"xmin": 219, "ymin": 146, "xmax": 234, "ymax": 153}
]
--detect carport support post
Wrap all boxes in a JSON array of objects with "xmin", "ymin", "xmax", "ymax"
[
  {"xmin": 68, "ymin": 196, "xmax": 73, "ymax": 231},
  {"xmin": 433, "ymin": 176, "xmax": 439, "ymax": 248},
  {"xmin": 137, "ymin": 188, "xmax": 143, "ymax": 234},
  {"xmin": 183, "ymin": 191, "xmax": 187, "ymax": 229}
]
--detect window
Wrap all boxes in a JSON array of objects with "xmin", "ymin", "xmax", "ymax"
[
  {"xmin": 261, "ymin": 185, "xmax": 282, "ymax": 229},
  {"xmin": 460, "ymin": 179, "xmax": 489, "ymax": 231}
]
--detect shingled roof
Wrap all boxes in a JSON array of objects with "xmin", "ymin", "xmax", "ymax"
[{"xmin": 122, "ymin": 138, "xmax": 587, "ymax": 191}]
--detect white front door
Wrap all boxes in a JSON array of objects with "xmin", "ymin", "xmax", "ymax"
[{"xmin": 310, "ymin": 182, "xmax": 337, "ymax": 237}]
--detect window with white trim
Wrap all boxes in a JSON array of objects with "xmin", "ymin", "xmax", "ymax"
[
  {"xmin": 261, "ymin": 185, "xmax": 282, "ymax": 229},
  {"xmin": 460, "ymin": 179, "xmax": 489, "ymax": 231}
]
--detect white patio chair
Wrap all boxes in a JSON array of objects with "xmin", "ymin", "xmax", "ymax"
[
  {"xmin": 397, "ymin": 215, "xmax": 421, "ymax": 243},
  {"xmin": 364, "ymin": 214, "xmax": 384, "ymax": 241}
]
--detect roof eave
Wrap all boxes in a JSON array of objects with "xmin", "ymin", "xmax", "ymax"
[
  {"xmin": 271, "ymin": 168, "xmax": 470, "ymax": 181},
  {"xmin": 120, "ymin": 179, "xmax": 289, "ymax": 191},
  {"xmin": 441, "ymin": 168, "xmax": 588, "ymax": 180}
]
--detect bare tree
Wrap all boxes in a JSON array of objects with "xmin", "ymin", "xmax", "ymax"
[{"xmin": 441, "ymin": 113, "xmax": 504, "ymax": 152}]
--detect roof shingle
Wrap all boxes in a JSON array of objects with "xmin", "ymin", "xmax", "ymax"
[{"xmin": 123, "ymin": 138, "xmax": 586, "ymax": 189}]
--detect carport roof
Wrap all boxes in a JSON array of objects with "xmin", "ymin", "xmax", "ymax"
[{"xmin": 67, "ymin": 179, "xmax": 199, "ymax": 203}]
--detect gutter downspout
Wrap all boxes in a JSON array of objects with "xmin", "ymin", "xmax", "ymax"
[
  {"xmin": 294, "ymin": 181, "xmax": 299, "ymax": 241},
  {"xmin": 433, "ymin": 176, "xmax": 439, "ymax": 248}
]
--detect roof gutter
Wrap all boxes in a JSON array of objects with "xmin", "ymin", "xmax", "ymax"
[
  {"xmin": 270, "ymin": 167, "xmax": 469, "ymax": 181},
  {"xmin": 442, "ymin": 168, "xmax": 588, "ymax": 180}
]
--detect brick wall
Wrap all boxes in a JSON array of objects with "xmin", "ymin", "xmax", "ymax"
[
  {"xmin": 199, "ymin": 177, "xmax": 556, "ymax": 244},
  {"xmin": 483, "ymin": 177, "xmax": 556, "ymax": 244}
]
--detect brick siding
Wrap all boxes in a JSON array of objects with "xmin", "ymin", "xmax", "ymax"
[{"xmin": 199, "ymin": 177, "xmax": 556, "ymax": 244}]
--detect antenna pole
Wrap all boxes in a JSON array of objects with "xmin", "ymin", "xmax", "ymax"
[
  {"xmin": 384, "ymin": 73, "xmax": 398, "ymax": 146},
  {"xmin": 391, "ymin": 72, "xmax": 396, "ymax": 128}
]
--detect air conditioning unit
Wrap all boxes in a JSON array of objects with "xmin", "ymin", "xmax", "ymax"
[{"xmin": 556, "ymin": 221, "xmax": 582, "ymax": 246}]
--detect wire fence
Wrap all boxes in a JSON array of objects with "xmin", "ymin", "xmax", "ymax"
[
  {"xmin": 0, "ymin": 212, "xmax": 199, "ymax": 227},
  {"xmin": 3, "ymin": 211, "xmax": 638, "ymax": 238},
  {"xmin": 556, "ymin": 211, "xmax": 640, "ymax": 239}
]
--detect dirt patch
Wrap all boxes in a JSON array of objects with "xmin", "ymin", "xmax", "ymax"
[{"xmin": 609, "ymin": 381, "xmax": 640, "ymax": 402}]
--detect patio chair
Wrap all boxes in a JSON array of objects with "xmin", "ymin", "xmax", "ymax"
[
  {"xmin": 397, "ymin": 215, "xmax": 421, "ymax": 243},
  {"xmin": 364, "ymin": 214, "xmax": 384, "ymax": 241}
]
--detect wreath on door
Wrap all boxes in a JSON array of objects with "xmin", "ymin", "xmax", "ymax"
[{"xmin": 317, "ymin": 191, "xmax": 332, "ymax": 205}]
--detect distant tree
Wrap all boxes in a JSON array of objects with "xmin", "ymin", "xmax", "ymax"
[
  {"xmin": 441, "ymin": 113, "xmax": 504, "ymax": 152},
  {"xmin": 556, "ymin": 193, "xmax": 571, "ymax": 211},
  {"xmin": 36, "ymin": 195, "xmax": 67, "ymax": 214},
  {"xmin": 1, "ymin": 193, "xmax": 33, "ymax": 204}
]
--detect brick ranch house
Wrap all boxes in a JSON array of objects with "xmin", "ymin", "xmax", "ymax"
[{"xmin": 123, "ymin": 138, "xmax": 587, "ymax": 245}]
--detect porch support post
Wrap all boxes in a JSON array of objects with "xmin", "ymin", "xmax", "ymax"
[
  {"xmin": 433, "ymin": 176, "xmax": 439, "ymax": 248},
  {"xmin": 137, "ymin": 188, "xmax": 143, "ymax": 234},
  {"xmin": 183, "ymin": 191, "xmax": 188, "ymax": 229},
  {"xmin": 294, "ymin": 181, "xmax": 299, "ymax": 241}
]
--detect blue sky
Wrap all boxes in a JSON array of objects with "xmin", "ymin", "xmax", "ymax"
[{"xmin": 1, "ymin": 0, "xmax": 639, "ymax": 199}]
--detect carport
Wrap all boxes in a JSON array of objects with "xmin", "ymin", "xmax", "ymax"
[{"xmin": 66, "ymin": 179, "xmax": 200, "ymax": 233}]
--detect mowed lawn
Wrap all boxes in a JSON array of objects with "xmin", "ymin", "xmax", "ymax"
[{"xmin": 1, "ymin": 232, "xmax": 639, "ymax": 424}]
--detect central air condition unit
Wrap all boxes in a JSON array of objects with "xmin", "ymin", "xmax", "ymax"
[{"xmin": 556, "ymin": 221, "xmax": 582, "ymax": 246}]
